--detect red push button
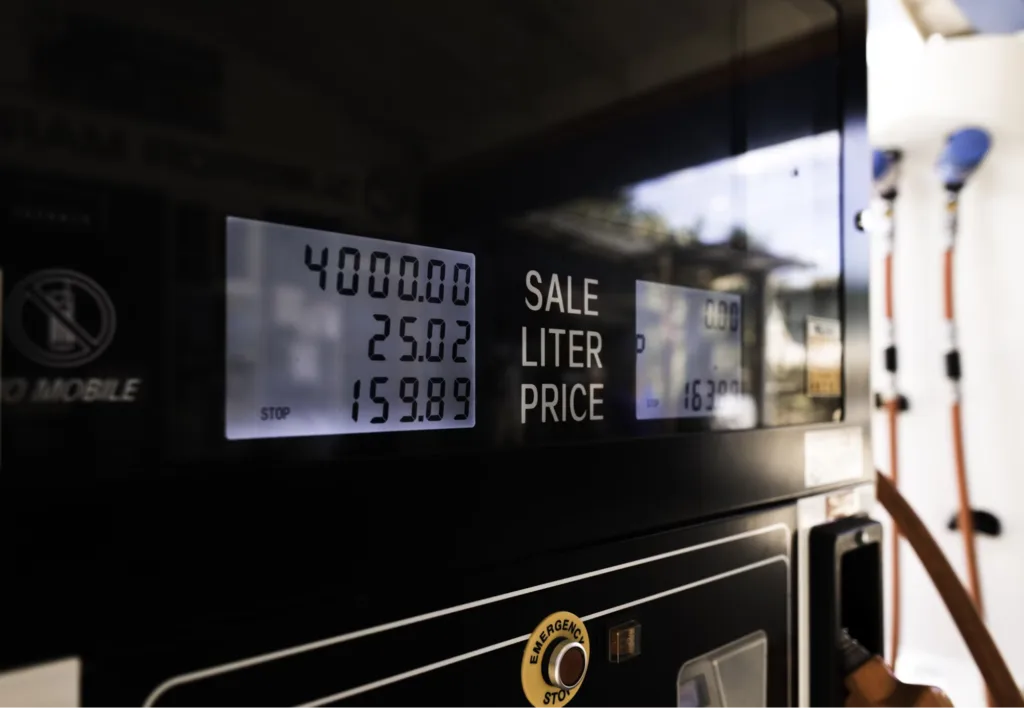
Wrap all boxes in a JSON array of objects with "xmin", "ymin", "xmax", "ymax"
[
  {"xmin": 521, "ymin": 612, "xmax": 590, "ymax": 707},
  {"xmin": 549, "ymin": 640, "xmax": 587, "ymax": 690}
]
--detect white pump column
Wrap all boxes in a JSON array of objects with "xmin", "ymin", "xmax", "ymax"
[{"xmin": 870, "ymin": 24, "xmax": 1024, "ymax": 706}]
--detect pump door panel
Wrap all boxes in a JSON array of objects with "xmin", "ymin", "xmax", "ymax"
[{"xmin": 81, "ymin": 507, "xmax": 794, "ymax": 707}]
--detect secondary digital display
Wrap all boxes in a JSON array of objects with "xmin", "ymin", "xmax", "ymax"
[
  {"xmin": 635, "ymin": 281, "xmax": 742, "ymax": 420},
  {"xmin": 225, "ymin": 217, "xmax": 475, "ymax": 440}
]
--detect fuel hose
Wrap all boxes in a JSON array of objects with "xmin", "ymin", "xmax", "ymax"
[
  {"xmin": 871, "ymin": 147, "xmax": 906, "ymax": 668},
  {"xmin": 875, "ymin": 470, "xmax": 1022, "ymax": 707},
  {"xmin": 936, "ymin": 128, "xmax": 992, "ymax": 632}
]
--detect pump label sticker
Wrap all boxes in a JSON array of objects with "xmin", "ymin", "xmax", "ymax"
[
  {"xmin": 806, "ymin": 316, "xmax": 842, "ymax": 398},
  {"xmin": 804, "ymin": 427, "xmax": 864, "ymax": 488},
  {"xmin": 2, "ymin": 269, "xmax": 144, "ymax": 405},
  {"xmin": 6, "ymin": 269, "xmax": 117, "ymax": 368},
  {"xmin": 825, "ymin": 489, "xmax": 859, "ymax": 520}
]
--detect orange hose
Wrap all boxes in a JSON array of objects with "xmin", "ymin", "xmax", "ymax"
[
  {"xmin": 884, "ymin": 253, "xmax": 894, "ymax": 319},
  {"xmin": 945, "ymin": 240, "xmax": 989, "ymax": 705},
  {"xmin": 951, "ymin": 402, "xmax": 983, "ymax": 613},
  {"xmin": 877, "ymin": 471, "xmax": 1023, "ymax": 707},
  {"xmin": 943, "ymin": 248, "xmax": 955, "ymax": 321},
  {"xmin": 883, "ymin": 240, "xmax": 902, "ymax": 668},
  {"xmin": 944, "ymin": 245, "xmax": 983, "ymax": 613},
  {"xmin": 878, "ymin": 182, "xmax": 992, "ymax": 703}
]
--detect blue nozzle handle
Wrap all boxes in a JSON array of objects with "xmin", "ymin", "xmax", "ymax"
[
  {"xmin": 872, "ymin": 148, "xmax": 903, "ymax": 197},
  {"xmin": 873, "ymin": 149, "xmax": 901, "ymax": 182},
  {"xmin": 937, "ymin": 127, "xmax": 992, "ymax": 190}
]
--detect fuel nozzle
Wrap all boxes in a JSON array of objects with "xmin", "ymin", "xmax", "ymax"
[
  {"xmin": 839, "ymin": 628, "xmax": 874, "ymax": 675},
  {"xmin": 840, "ymin": 629, "xmax": 953, "ymax": 707},
  {"xmin": 872, "ymin": 148, "xmax": 903, "ymax": 200},
  {"xmin": 936, "ymin": 127, "xmax": 991, "ymax": 193}
]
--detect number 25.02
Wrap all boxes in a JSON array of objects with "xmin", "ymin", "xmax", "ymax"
[{"xmin": 367, "ymin": 315, "xmax": 472, "ymax": 363}]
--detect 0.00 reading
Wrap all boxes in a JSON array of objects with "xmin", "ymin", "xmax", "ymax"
[
  {"xmin": 683, "ymin": 379, "xmax": 740, "ymax": 413},
  {"xmin": 704, "ymin": 299, "xmax": 739, "ymax": 332},
  {"xmin": 304, "ymin": 244, "xmax": 472, "ymax": 306},
  {"xmin": 351, "ymin": 376, "xmax": 471, "ymax": 424}
]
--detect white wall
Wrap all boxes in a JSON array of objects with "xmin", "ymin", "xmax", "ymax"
[{"xmin": 869, "ymin": 5, "xmax": 1024, "ymax": 703}]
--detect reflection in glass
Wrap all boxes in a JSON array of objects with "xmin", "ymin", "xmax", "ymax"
[{"xmin": 518, "ymin": 130, "xmax": 842, "ymax": 428}]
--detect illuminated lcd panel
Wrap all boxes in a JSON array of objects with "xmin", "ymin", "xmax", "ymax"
[
  {"xmin": 635, "ymin": 281, "xmax": 741, "ymax": 420},
  {"xmin": 225, "ymin": 217, "xmax": 475, "ymax": 440}
]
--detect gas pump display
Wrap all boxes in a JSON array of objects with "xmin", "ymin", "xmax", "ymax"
[
  {"xmin": 636, "ymin": 281, "xmax": 742, "ymax": 420},
  {"xmin": 0, "ymin": 0, "xmax": 873, "ymax": 706},
  {"xmin": 225, "ymin": 217, "xmax": 476, "ymax": 440}
]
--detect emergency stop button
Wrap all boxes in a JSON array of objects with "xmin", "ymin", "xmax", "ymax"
[
  {"xmin": 521, "ymin": 611, "xmax": 590, "ymax": 708},
  {"xmin": 548, "ymin": 639, "xmax": 587, "ymax": 689}
]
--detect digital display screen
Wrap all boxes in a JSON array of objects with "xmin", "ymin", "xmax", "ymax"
[
  {"xmin": 636, "ymin": 281, "xmax": 742, "ymax": 420},
  {"xmin": 225, "ymin": 217, "xmax": 475, "ymax": 440}
]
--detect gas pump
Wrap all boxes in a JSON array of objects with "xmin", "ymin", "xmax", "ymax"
[{"xmin": 0, "ymin": 0, "xmax": 914, "ymax": 705}]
